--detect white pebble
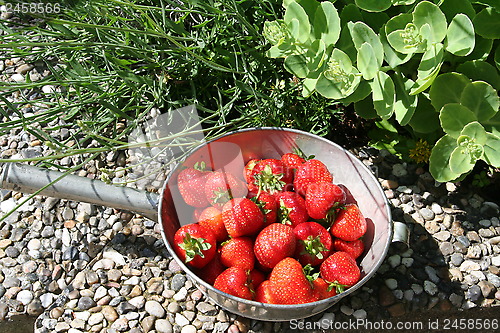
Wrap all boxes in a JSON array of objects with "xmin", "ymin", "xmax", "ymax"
[
  {"xmin": 102, "ymin": 248, "xmax": 126, "ymax": 266},
  {"xmin": 424, "ymin": 280, "xmax": 438, "ymax": 295},
  {"xmin": 173, "ymin": 287, "xmax": 188, "ymax": 301},
  {"xmin": 352, "ymin": 309, "xmax": 367, "ymax": 319},
  {"xmin": 385, "ymin": 278, "xmax": 398, "ymax": 290},
  {"xmin": 175, "ymin": 313, "xmax": 190, "ymax": 326},
  {"xmin": 479, "ymin": 219, "xmax": 491, "ymax": 227},
  {"xmin": 387, "ymin": 255, "xmax": 401, "ymax": 268},
  {"xmin": 0, "ymin": 198, "xmax": 17, "ymax": 213},
  {"xmin": 16, "ymin": 290, "xmax": 33, "ymax": 305},
  {"xmin": 27, "ymin": 239, "xmax": 41, "ymax": 251},
  {"xmin": 401, "ymin": 257, "xmax": 414, "ymax": 267},
  {"xmin": 411, "ymin": 284, "xmax": 423, "ymax": 294},
  {"xmin": 340, "ymin": 305, "xmax": 354, "ymax": 316},
  {"xmin": 40, "ymin": 293, "xmax": 54, "ymax": 308},
  {"xmin": 11, "ymin": 73, "xmax": 25, "ymax": 82}
]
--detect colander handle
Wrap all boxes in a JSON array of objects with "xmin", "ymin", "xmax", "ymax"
[
  {"xmin": 0, "ymin": 162, "xmax": 159, "ymax": 221},
  {"xmin": 392, "ymin": 221, "xmax": 410, "ymax": 250}
]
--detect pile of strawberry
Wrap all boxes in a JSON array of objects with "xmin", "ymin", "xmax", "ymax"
[{"xmin": 173, "ymin": 152, "xmax": 367, "ymax": 305}]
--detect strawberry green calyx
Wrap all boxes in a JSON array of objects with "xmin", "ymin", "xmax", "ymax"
[
  {"xmin": 292, "ymin": 147, "xmax": 315, "ymax": 161},
  {"xmin": 303, "ymin": 264, "xmax": 320, "ymax": 283},
  {"xmin": 210, "ymin": 187, "xmax": 232, "ymax": 206},
  {"xmin": 193, "ymin": 161, "xmax": 207, "ymax": 171},
  {"xmin": 330, "ymin": 281, "xmax": 347, "ymax": 294},
  {"xmin": 254, "ymin": 165, "xmax": 285, "ymax": 194},
  {"xmin": 251, "ymin": 196, "xmax": 272, "ymax": 215},
  {"xmin": 301, "ymin": 235, "xmax": 328, "ymax": 260},
  {"xmin": 179, "ymin": 233, "xmax": 212, "ymax": 263},
  {"xmin": 278, "ymin": 199, "xmax": 293, "ymax": 225}
]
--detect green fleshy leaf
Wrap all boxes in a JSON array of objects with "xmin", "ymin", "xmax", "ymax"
[
  {"xmin": 412, "ymin": 1, "xmax": 447, "ymax": 43},
  {"xmin": 409, "ymin": 98, "xmax": 441, "ymax": 134},
  {"xmin": 315, "ymin": 49, "xmax": 361, "ymax": 99},
  {"xmin": 267, "ymin": 42, "xmax": 297, "ymax": 58},
  {"xmin": 417, "ymin": 42, "xmax": 444, "ymax": 81},
  {"xmin": 429, "ymin": 135, "xmax": 461, "ymax": 182},
  {"xmin": 355, "ymin": 95, "xmax": 378, "ymax": 119},
  {"xmin": 284, "ymin": 2, "xmax": 311, "ymax": 44},
  {"xmin": 456, "ymin": 61, "xmax": 500, "ymax": 91},
  {"xmin": 439, "ymin": 104, "xmax": 477, "ymax": 139},
  {"xmin": 495, "ymin": 45, "xmax": 500, "ymax": 71},
  {"xmin": 392, "ymin": 0, "xmax": 416, "ymax": 5},
  {"xmin": 462, "ymin": 35, "xmax": 493, "ymax": 62},
  {"xmin": 460, "ymin": 81, "xmax": 500, "ymax": 122},
  {"xmin": 473, "ymin": 7, "xmax": 500, "ymax": 39},
  {"xmin": 460, "ymin": 121, "xmax": 487, "ymax": 146},
  {"xmin": 357, "ymin": 43, "xmax": 379, "ymax": 80},
  {"xmin": 445, "ymin": 14, "xmax": 475, "ymax": 56},
  {"xmin": 302, "ymin": 78, "xmax": 318, "ymax": 97},
  {"xmin": 483, "ymin": 133, "xmax": 500, "ymax": 167},
  {"xmin": 370, "ymin": 71, "xmax": 395, "ymax": 119},
  {"xmin": 438, "ymin": 0, "xmax": 476, "ymax": 22},
  {"xmin": 449, "ymin": 145, "xmax": 476, "ymax": 175},
  {"xmin": 314, "ymin": 1, "xmax": 341, "ymax": 47},
  {"xmin": 393, "ymin": 73, "xmax": 417, "ymax": 126},
  {"xmin": 355, "ymin": 0, "xmax": 392, "ymax": 12},
  {"xmin": 380, "ymin": 26, "xmax": 412, "ymax": 68},
  {"xmin": 284, "ymin": 54, "xmax": 309, "ymax": 78},
  {"xmin": 348, "ymin": 21, "xmax": 384, "ymax": 66},
  {"xmin": 429, "ymin": 72, "xmax": 471, "ymax": 111},
  {"xmin": 410, "ymin": 43, "xmax": 443, "ymax": 95},
  {"xmin": 340, "ymin": 80, "xmax": 372, "ymax": 105}
]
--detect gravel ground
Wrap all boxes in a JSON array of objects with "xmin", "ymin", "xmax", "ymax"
[{"xmin": 1, "ymin": 9, "xmax": 500, "ymax": 333}]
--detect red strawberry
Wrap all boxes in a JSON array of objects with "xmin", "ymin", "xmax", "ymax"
[
  {"xmin": 213, "ymin": 267, "xmax": 253, "ymax": 300},
  {"xmin": 305, "ymin": 182, "xmax": 346, "ymax": 219},
  {"xmin": 281, "ymin": 152, "xmax": 305, "ymax": 176},
  {"xmin": 253, "ymin": 192, "xmax": 278, "ymax": 226},
  {"xmin": 254, "ymin": 223, "xmax": 296, "ymax": 270},
  {"xmin": 249, "ymin": 269, "xmax": 267, "ymax": 289},
  {"xmin": 330, "ymin": 204, "xmax": 367, "ymax": 242},
  {"xmin": 275, "ymin": 191, "xmax": 308, "ymax": 227},
  {"xmin": 198, "ymin": 207, "xmax": 227, "ymax": 242},
  {"xmin": 293, "ymin": 159, "xmax": 333, "ymax": 196},
  {"xmin": 332, "ymin": 239, "xmax": 364, "ymax": 259},
  {"xmin": 294, "ymin": 222, "xmax": 332, "ymax": 266},
  {"xmin": 177, "ymin": 166, "xmax": 210, "ymax": 208},
  {"xmin": 192, "ymin": 208, "xmax": 205, "ymax": 222},
  {"xmin": 173, "ymin": 224, "xmax": 216, "ymax": 269},
  {"xmin": 268, "ymin": 257, "xmax": 316, "ymax": 304},
  {"xmin": 312, "ymin": 277, "xmax": 337, "ymax": 300},
  {"xmin": 220, "ymin": 237, "xmax": 255, "ymax": 270},
  {"xmin": 222, "ymin": 198, "xmax": 264, "ymax": 237},
  {"xmin": 244, "ymin": 159, "xmax": 260, "ymax": 192},
  {"xmin": 205, "ymin": 171, "xmax": 247, "ymax": 209},
  {"xmin": 250, "ymin": 159, "xmax": 293, "ymax": 194},
  {"xmin": 196, "ymin": 252, "xmax": 225, "ymax": 285},
  {"xmin": 320, "ymin": 251, "xmax": 361, "ymax": 291},
  {"xmin": 255, "ymin": 280, "xmax": 275, "ymax": 303}
]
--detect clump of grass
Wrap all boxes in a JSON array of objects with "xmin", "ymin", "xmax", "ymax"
[{"xmin": 0, "ymin": 0, "xmax": 343, "ymax": 158}]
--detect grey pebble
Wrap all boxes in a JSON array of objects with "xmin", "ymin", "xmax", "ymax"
[
  {"xmin": 170, "ymin": 274, "xmax": 187, "ymax": 291},
  {"xmin": 77, "ymin": 296, "xmax": 96, "ymax": 311},
  {"xmin": 465, "ymin": 285, "xmax": 482, "ymax": 302}
]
